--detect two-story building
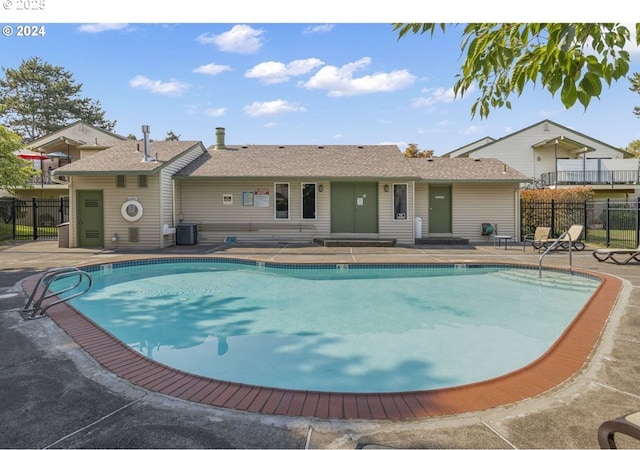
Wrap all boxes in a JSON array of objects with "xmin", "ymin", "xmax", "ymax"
[{"xmin": 441, "ymin": 119, "xmax": 638, "ymax": 199}]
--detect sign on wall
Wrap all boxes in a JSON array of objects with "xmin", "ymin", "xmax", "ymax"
[{"xmin": 254, "ymin": 188, "xmax": 269, "ymax": 207}]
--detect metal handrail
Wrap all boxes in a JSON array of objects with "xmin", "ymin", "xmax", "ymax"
[
  {"xmin": 23, "ymin": 267, "xmax": 92, "ymax": 319},
  {"xmin": 538, "ymin": 230, "xmax": 573, "ymax": 277}
]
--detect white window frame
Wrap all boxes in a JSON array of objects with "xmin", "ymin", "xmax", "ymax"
[
  {"xmin": 301, "ymin": 182, "xmax": 317, "ymax": 220},
  {"xmin": 274, "ymin": 182, "xmax": 290, "ymax": 220},
  {"xmin": 393, "ymin": 183, "xmax": 408, "ymax": 220}
]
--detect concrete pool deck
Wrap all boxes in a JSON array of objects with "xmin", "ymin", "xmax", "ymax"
[{"xmin": 1, "ymin": 240, "xmax": 640, "ymax": 449}]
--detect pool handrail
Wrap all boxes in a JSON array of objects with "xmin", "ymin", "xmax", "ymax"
[
  {"xmin": 538, "ymin": 230, "xmax": 573, "ymax": 277},
  {"xmin": 23, "ymin": 267, "xmax": 93, "ymax": 319}
]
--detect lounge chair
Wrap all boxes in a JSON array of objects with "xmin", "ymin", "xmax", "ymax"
[
  {"xmin": 523, "ymin": 226, "xmax": 551, "ymax": 252},
  {"xmin": 598, "ymin": 411, "xmax": 640, "ymax": 448},
  {"xmin": 593, "ymin": 244, "xmax": 640, "ymax": 265},
  {"xmin": 541, "ymin": 225, "xmax": 585, "ymax": 251}
]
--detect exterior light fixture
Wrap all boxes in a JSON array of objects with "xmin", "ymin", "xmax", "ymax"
[
  {"xmin": 318, "ymin": 184, "xmax": 323, "ymax": 192},
  {"xmin": 384, "ymin": 184, "xmax": 389, "ymax": 192}
]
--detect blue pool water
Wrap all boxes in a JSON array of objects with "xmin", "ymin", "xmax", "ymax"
[{"xmin": 66, "ymin": 260, "xmax": 600, "ymax": 393}]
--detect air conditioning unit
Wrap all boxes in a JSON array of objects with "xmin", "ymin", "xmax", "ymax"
[{"xmin": 176, "ymin": 223, "xmax": 198, "ymax": 245}]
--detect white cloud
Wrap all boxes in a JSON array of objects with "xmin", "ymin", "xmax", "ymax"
[
  {"xmin": 196, "ymin": 25, "xmax": 265, "ymax": 54},
  {"xmin": 243, "ymin": 100, "xmax": 306, "ymax": 117},
  {"xmin": 462, "ymin": 125, "xmax": 482, "ymax": 136},
  {"xmin": 411, "ymin": 87, "xmax": 457, "ymax": 107},
  {"xmin": 129, "ymin": 75, "xmax": 188, "ymax": 96},
  {"xmin": 245, "ymin": 58, "xmax": 324, "ymax": 84},
  {"xmin": 77, "ymin": 23, "xmax": 128, "ymax": 33},
  {"xmin": 301, "ymin": 57, "xmax": 416, "ymax": 96},
  {"xmin": 193, "ymin": 63, "xmax": 232, "ymax": 76},
  {"xmin": 204, "ymin": 107, "xmax": 227, "ymax": 117},
  {"xmin": 303, "ymin": 24, "xmax": 335, "ymax": 34}
]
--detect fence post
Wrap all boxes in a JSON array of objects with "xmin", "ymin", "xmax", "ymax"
[
  {"xmin": 583, "ymin": 200, "xmax": 588, "ymax": 241},
  {"xmin": 605, "ymin": 198, "xmax": 611, "ymax": 247},
  {"xmin": 550, "ymin": 199, "xmax": 555, "ymax": 237},
  {"xmin": 11, "ymin": 197, "xmax": 16, "ymax": 240},
  {"xmin": 32, "ymin": 197, "xmax": 38, "ymax": 240},
  {"xmin": 636, "ymin": 197, "xmax": 640, "ymax": 249},
  {"xmin": 59, "ymin": 197, "xmax": 65, "ymax": 223}
]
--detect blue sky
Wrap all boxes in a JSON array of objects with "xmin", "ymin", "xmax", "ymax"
[{"xmin": 2, "ymin": 7, "xmax": 640, "ymax": 155}]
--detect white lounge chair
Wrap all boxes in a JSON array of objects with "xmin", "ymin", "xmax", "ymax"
[
  {"xmin": 540, "ymin": 225, "xmax": 585, "ymax": 251},
  {"xmin": 593, "ymin": 244, "xmax": 640, "ymax": 265}
]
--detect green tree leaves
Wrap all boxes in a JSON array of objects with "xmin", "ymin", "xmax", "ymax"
[
  {"xmin": 0, "ymin": 125, "xmax": 38, "ymax": 194},
  {"xmin": 394, "ymin": 23, "xmax": 639, "ymax": 119},
  {"xmin": 0, "ymin": 57, "xmax": 116, "ymax": 142}
]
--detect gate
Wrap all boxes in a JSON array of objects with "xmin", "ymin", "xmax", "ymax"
[{"xmin": 0, "ymin": 197, "xmax": 69, "ymax": 241}]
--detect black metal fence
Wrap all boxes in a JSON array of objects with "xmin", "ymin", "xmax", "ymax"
[
  {"xmin": 521, "ymin": 198, "xmax": 640, "ymax": 249},
  {"xmin": 0, "ymin": 197, "xmax": 69, "ymax": 241}
]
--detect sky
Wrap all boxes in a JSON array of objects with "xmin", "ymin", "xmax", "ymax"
[{"xmin": 2, "ymin": 2, "xmax": 640, "ymax": 155}]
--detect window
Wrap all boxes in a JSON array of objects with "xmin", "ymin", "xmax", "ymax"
[
  {"xmin": 302, "ymin": 183, "xmax": 316, "ymax": 219},
  {"xmin": 393, "ymin": 183, "xmax": 408, "ymax": 220},
  {"xmin": 275, "ymin": 182, "xmax": 289, "ymax": 219},
  {"xmin": 116, "ymin": 175, "xmax": 126, "ymax": 188},
  {"xmin": 138, "ymin": 175, "xmax": 148, "ymax": 188}
]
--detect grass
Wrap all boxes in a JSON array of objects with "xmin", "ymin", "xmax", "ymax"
[
  {"xmin": 0, "ymin": 223, "xmax": 58, "ymax": 242},
  {"xmin": 585, "ymin": 229, "xmax": 637, "ymax": 249}
]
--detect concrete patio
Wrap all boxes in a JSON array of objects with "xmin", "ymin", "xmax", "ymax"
[{"xmin": 1, "ymin": 240, "xmax": 639, "ymax": 449}]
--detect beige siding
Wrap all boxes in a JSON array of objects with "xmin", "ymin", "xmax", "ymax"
[
  {"xmin": 177, "ymin": 179, "xmax": 330, "ymax": 243},
  {"xmin": 414, "ymin": 183, "xmax": 429, "ymax": 238},
  {"xmin": 377, "ymin": 181, "xmax": 414, "ymax": 245},
  {"xmin": 159, "ymin": 148, "xmax": 203, "ymax": 247},
  {"xmin": 176, "ymin": 178, "xmax": 416, "ymax": 245},
  {"xmin": 451, "ymin": 184, "xmax": 519, "ymax": 241},
  {"xmin": 414, "ymin": 182, "xmax": 520, "ymax": 242},
  {"xmin": 68, "ymin": 174, "xmax": 162, "ymax": 249},
  {"xmin": 469, "ymin": 122, "xmax": 626, "ymax": 180}
]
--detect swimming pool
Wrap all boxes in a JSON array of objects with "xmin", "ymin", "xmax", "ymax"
[{"xmin": 64, "ymin": 259, "xmax": 601, "ymax": 394}]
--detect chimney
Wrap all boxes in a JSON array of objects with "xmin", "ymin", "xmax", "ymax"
[
  {"xmin": 141, "ymin": 125, "xmax": 152, "ymax": 162},
  {"xmin": 214, "ymin": 127, "xmax": 226, "ymax": 150}
]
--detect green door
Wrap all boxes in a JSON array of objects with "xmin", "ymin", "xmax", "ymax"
[
  {"xmin": 331, "ymin": 182, "xmax": 378, "ymax": 233},
  {"xmin": 77, "ymin": 190, "xmax": 104, "ymax": 247},
  {"xmin": 428, "ymin": 185, "xmax": 452, "ymax": 233}
]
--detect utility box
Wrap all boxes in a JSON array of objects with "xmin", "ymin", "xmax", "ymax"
[
  {"xmin": 176, "ymin": 223, "xmax": 198, "ymax": 245},
  {"xmin": 415, "ymin": 217, "xmax": 422, "ymax": 239},
  {"xmin": 57, "ymin": 222, "xmax": 70, "ymax": 248}
]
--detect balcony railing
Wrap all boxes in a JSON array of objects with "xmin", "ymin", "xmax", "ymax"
[
  {"xmin": 25, "ymin": 175, "xmax": 69, "ymax": 186},
  {"xmin": 541, "ymin": 170, "xmax": 640, "ymax": 186}
]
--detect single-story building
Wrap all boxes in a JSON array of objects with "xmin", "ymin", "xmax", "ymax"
[{"xmin": 53, "ymin": 127, "xmax": 529, "ymax": 249}]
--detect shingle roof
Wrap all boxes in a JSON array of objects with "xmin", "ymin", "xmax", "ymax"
[
  {"xmin": 54, "ymin": 140, "xmax": 205, "ymax": 175},
  {"xmin": 174, "ymin": 145, "xmax": 418, "ymax": 179},
  {"xmin": 408, "ymin": 157, "xmax": 529, "ymax": 182}
]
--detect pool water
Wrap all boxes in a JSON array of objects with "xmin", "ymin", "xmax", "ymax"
[{"xmin": 67, "ymin": 260, "xmax": 600, "ymax": 393}]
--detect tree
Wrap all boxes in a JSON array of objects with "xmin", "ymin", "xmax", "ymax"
[
  {"xmin": 165, "ymin": 130, "xmax": 180, "ymax": 141},
  {"xmin": 630, "ymin": 72, "xmax": 640, "ymax": 119},
  {"xmin": 403, "ymin": 143, "xmax": 434, "ymax": 158},
  {"xmin": 394, "ymin": 23, "xmax": 640, "ymax": 118},
  {"xmin": 0, "ymin": 125, "xmax": 38, "ymax": 194},
  {"xmin": 625, "ymin": 139, "xmax": 640, "ymax": 157},
  {"xmin": 126, "ymin": 133, "xmax": 138, "ymax": 140},
  {"xmin": 0, "ymin": 57, "xmax": 116, "ymax": 142}
]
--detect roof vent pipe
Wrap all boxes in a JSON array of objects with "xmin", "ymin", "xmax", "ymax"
[
  {"xmin": 214, "ymin": 127, "xmax": 226, "ymax": 150},
  {"xmin": 141, "ymin": 125, "xmax": 152, "ymax": 162}
]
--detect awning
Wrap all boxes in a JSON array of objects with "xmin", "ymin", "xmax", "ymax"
[{"xmin": 531, "ymin": 136, "xmax": 595, "ymax": 155}]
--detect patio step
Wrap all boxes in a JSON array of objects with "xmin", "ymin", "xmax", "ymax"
[
  {"xmin": 415, "ymin": 237, "xmax": 470, "ymax": 245},
  {"xmin": 314, "ymin": 238, "xmax": 397, "ymax": 247}
]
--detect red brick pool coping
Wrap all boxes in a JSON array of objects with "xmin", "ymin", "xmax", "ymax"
[{"xmin": 27, "ymin": 261, "xmax": 622, "ymax": 420}]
